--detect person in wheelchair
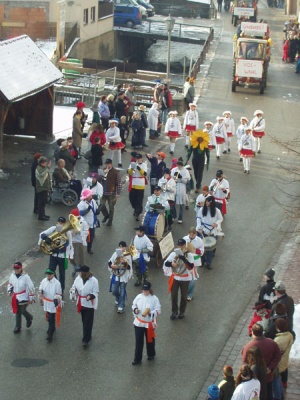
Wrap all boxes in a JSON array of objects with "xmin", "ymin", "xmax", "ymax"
[{"xmin": 52, "ymin": 159, "xmax": 82, "ymax": 200}]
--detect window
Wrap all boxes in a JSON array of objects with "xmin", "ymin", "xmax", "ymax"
[
  {"xmin": 83, "ymin": 8, "xmax": 88, "ymax": 24},
  {"xmin": 91, "ymin": 6, "xmax": 96, "ymax": 22}
]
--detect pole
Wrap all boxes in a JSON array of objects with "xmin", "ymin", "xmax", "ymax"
[
  {"xmin": 166, "ymin": 31, "xmax": 171, "ymax": 80},
  {"xmin": 183, "ymin": 56, "xmax": 186, "ymax": 85}
]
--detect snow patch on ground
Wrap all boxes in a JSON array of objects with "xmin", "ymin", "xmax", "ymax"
[{"xmin": 290, "ymin": 303, "xmax": 300, "ymax": 360}]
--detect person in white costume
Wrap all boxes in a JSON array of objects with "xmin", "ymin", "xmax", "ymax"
[
  {"xmin": 70, "ymin": 265, "xmax": 99, "ymax": 348},
  {"xmin": 105, "ymin": 119, "xmax": 124, "ymax": 167},
  {"xmin": 39, "ymin": 268, "xmax": 62, "ymax": 342},
  {"xmin": 212, "ymin": 116, "xmax": 228, "ymax": 159},
  {"xmin": 236, "ymin": 117, "xmax": 249, "ymax": 161},
  {"xmin": 183, "ymin": 103, "xmax": 199, "ymax": 148},
  {"xmin": 238, "ymin": 126, "xmax": 255, "ymax": 174},
  {"xmin": 158, "ymin": 168, "xmax": 176, "ymax": 230},
  {"xmin": 165, "ymin": 111, "xmax": 182, "ymax": 155},
  {"xmin": 108, "ymin": 241, "xmax": 133, "ymax": 314},
  {"xmin": 223, "ymin": 111, "xmax": 235, "ymax": 153},
  {"xmin": 131, "ymin": 281, "xmax": 161, "ymax": 365},
  {"xmin": 132, "ymin": 226, "xmax": 154, "ymax": 286},
  {"xmin": 249, "ymin": 110, "xmax": 266, "ymax": 154},
  {"xmin": 7, "ymin": 261, "xmax": 35, "ymax": 334},
  {"xmin": 171, "ymin": 158, "xmax": 190, "ymax": 224}
]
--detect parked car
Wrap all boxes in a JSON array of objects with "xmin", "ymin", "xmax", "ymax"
[
  {"xmin": 114, "ymin": 4, "xmax": 142, "ymax": 28},
  {"xmin": 114, "ymin": 0, "xmax": 147, "ymax": 18},
  {"xmin": 136, "ymin": 0, "xmax": 155, "ymax": 16}
]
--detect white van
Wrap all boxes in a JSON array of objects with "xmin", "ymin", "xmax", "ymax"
[{"xmin": 114, "ymin": 0, "xmax": 147, "ymax": 18}]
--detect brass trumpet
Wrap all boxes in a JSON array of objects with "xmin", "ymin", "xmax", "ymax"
[
  {"xmin": 172, "ymin": 243, "xmax": 195, "ymax": 275},
  {"xmin": 112, "ymin": 245, "xmax": 138, "ymax": 276}
]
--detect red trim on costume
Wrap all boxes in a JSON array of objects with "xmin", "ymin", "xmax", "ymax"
[
  {"xmin": 252, "ymin": 131, "xmax": 265, "ymax": 138},
  {"xmin": 216, "ymin": 137, "xmax": 225, "ymax": 144},
  {"xmin": 227, "ymin": 132, "xmax": 233, "ymax": 137},
  {"xmin": 109, "ymin": 142, "xmax": 125, "ymax": 150},
  {"xmin": 167, "ymin": 131, "xmax": 180, "ymax": 138},
  {"xmin": 11, "ymin": 290, "xmax": 26, "ymax": 313},
  {"xmin": 240, "ymin": 149, "xmax": 254, "ymax": 157},
  {"xmin": 136, "ymin": 317, "xmax": 156, "ymax": 343},
  {"xmin": 185, "ymin": 124, "xmax": 196, "ymax": 131},
  {"xmin": 214, "ymin": 197, "xmax": 227, "ymax": 214},
  {"xmin": 208, "ymin": 145, "xmax": 215, "ymax": 150}
]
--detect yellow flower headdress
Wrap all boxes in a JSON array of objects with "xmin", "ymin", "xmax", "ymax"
[{"xmin": 190, "ymin": 130, "xmax": 210, "ymax": 151}]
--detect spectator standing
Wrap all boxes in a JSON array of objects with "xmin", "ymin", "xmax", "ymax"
[
  {"xmin": 31, "ymin": 152, "xmax": 41, "ymax": 214},
  {"xmin": 98, "ymin": 95, "xmax": 110, "ymax": 131},
  {"xmin": 218, "ymin": 366, "xmax": 235, "ymax": 400},
  {"xmin": 258, "ymin": 268, "xmax": 276, "ymax": 309},
  {"xmin": 148, "ymin": 102, "xmax": 159, "ymax": 139},
  {"xmin": 125, "ymin": 83, "xmax": 137, "ymax": 123},
  {"xmin": 271, "ymin": 281, "xmax": 295, "ymax": 332},
  {"xmin": 35, "ymin": 156, "xmax": 51, "ymax": 221},
  {"xmin": 138, "ymin": 105, "xmax": 149, "ymax": 147},
  {"xmin": 246, "ymin": 347, "xmax": 268, "ymax": 400}
]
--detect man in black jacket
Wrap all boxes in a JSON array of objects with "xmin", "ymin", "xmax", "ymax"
[
  {"xmin": 259, "ymin": 268, "xmax": 276, "ymax": 309},
  {"xmin": 272, "ymin": 281, "xmax": 295, "ymax": 331}
]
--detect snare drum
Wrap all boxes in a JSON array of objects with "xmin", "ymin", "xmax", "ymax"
[
  {"xmin": 203, "ymin": 236, "xmax": 217, "ymax": 251},
  {"xmin": 141, "ymin": 211, "xmax": 165, "ymax": 240}
]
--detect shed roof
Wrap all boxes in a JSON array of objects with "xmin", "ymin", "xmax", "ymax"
[{"xmin": 0, "ymin": 35, "xmax": 63, "ymax": 103}]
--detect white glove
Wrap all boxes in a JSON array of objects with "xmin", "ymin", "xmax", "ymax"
[{"xmin": 131, "ymin": 162, "xmax": 137, "ymax": 170}]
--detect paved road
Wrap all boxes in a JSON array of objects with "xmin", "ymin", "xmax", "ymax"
[{"xmin": 0, "ymin": 4, "xmax": 299, "ymax": 400}]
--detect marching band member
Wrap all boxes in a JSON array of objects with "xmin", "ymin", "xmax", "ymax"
[
  {"xmin": 7, "ymin": 262, "xmax": 35, "ymax": 334},
  {"xmin": 171, "ymin": 158, "xmax": 190, "ymax": 224},
  {"xmin": 39, "ymin": 268, "xmax": 62, "ymax": 342},
  {"xmin": 163, "ymin": 238, "xmax": 194, "ymax": 320},
  {"xmin": 204, "ymin": 121, "xmax": 216, "ymax": 166},
  {"xmin": 83, "ymin": 172, "xmax": 103, "ymax": 207},
  {"xmin": 158, "ymin": 168, "xmax": 176, "ymax": 230},
  {"xmin": 77, "ymin": 189, "xmax": 98, "ymax": 254},
  {"xmin": 105, "ymin": 119, "xmax": 124, "ymax": 168},
  {"xmin": 146, "ymin": 151, "xmax": 166, "ymax": 194},
  {"xmin": 38, "ymin": 216, "xmax": 72, "ymax": 292},
  {"xmin": 223, "ymin": 111, "xmax": 235, "ymax": 153},
  {"xmin": 238, "ymin": 126, "xmax": 255, "ymax": 174},
  {"xmin": 132, "ymin": 281, "xmax": 161, "ymax": 365},
  {"xmin": 108, "ymin": 241, "xmax": 132, "ymax": 314},
  {"xmin": 195, "ymin": 185, "xmax": 210, "ymax": 213},
  {"xmin": 69, "ymin": 208, "xmax": 89, "ymax": 277},
  {"xmin": 71, "ymin": 265, "xmax": 99, "ymax": 348},
  {"xmin": 183, "ymin": 227, "xmax": 205, "ymax": 301},
  {"xmin": 249, "ymin": 110, "xmax": 265, "ymax": 154},
  {"xmin": 183, "ymin": 102, "xmax": 199, "ymax": 149},
  {"xmin": 212, "ymin": 116, "xmax": 227, "ymax": 160},
  {"xmin": 196, "ymin": 196, "xmax": 223, "ymax": 269},
  {"xmin": 165, "ymin": 110, "xmax": 182, "ymax": 155},
  {"xmin": 132, "ymin": 226, "xmax": 154, "ymax": 287},
  {"xmin": 209, "ymin": 170, "xmax": 230, "ymax": 215},
  {"xmin": 145, "ymin": 185, "xmax": 170, "ymax": 212},
  {"xmin": 127, "ymin": 152, "xmax": 147, "ymax": 221},
  {"xmin": 236, "ymin": 117, "xmax": 249, "ymax": 161}
]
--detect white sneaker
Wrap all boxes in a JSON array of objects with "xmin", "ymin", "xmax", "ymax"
[
  {"xmin": 117, "ymin": 308, "xmax": 124, "ymax": 314},
  {"xmin": 178, "ymin": 220, "xmax": 183, "ymax": 224},
  {"xmin": 115, "ymin": 301, "xmax": 118, "ymax": 307}
]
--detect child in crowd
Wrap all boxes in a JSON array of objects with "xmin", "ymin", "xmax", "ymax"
[
  {"xmin": 218, "ymin": 365, "xmax": 235, "ymax": 400},
  {"xmin": 248, "ymin": 301, "xmax": 271, "ymax": 336}
]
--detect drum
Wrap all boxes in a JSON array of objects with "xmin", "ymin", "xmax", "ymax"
[
  {"xmin": 203, "ymin": 236, "xmax": 217, "ymax": 251},
  {"xmin": 141, "ymin": 211, "xmax": 165, "ymax": 240}
]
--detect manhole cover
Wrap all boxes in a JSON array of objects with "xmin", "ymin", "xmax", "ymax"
[{"xmin": 11, "ymin": 358, "xmax": 49, "ymax": 368}]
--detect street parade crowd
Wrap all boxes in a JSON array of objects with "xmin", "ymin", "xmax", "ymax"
[{"xmin": 9, "ymin": 83, "xmax": 295, "ymax": 400}]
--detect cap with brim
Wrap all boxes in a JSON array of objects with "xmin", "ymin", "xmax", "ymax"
[
  {"xmin": 223, "ymin": 111, "xmax": 231, "ymax": 115},
  {"xmin": 119, "ymin": 241, "xmax": 127, "ymax": 247},
  {"xmin": 109, "ymin": 119, "xmax": 119, "ymax": 125},
  {"xmin": 105, "ymin": 158, "xmax": 113, "ymax": 164},
  {"xmin": 79, "ymin": 265, "xmax": 90, "ymax": 273},
  {"xmin": 189, "ymin": 102, "xmax": 197, "ymax": 107},
  {"xmin": 164, "ymin": 168, "xmax": 170, "ymax": 174},
  {"xmin": 240, "ymin": 117, "xmax": 248, "ymax": 122},
  {"xmin": 154, "ymin": 186, "xmax": 162, "ymax": 191},
  {"xmin": 216, "ymin": 116, "xmax": 224, "ymax": 121},
  {"xmin": 274, "ymin": 281, "xmax": 286, "ymax": 291},
  {"xmin": 177, "ymin": 238, "xmax": 186, "ymax": 245},
  {"xmin": 45, "ymin": 269, "xmax": 55, "ymax": 275},
  {"xmin": 131, "ymin": 151, "xmax": 142, "ymax": 159},
  {"xmin": 204, "ymin": 121, "xmax": 213, "ymax": 126},
  {"xmin": 134, "ymin": 226, "xmax": 146, "ymax": 232},
  {"xmin": 177, "ymin": 160, "xmax": 184, "ymax": 166},
  {"xmin": 254, "ymin": 110, "xmax": 264, "ymax": 116},
  {"xmin": 157, "ymin": 152, "xmax": 166, "ymax": 159},
  {"xmin": 216, "ymin": 169, "xmax": 223, "ymax": 177},
  {"xmin": 57, "ymin": 216, "xmax": 66, "ymax": 223},
  {"xmin": 264, "ymin": 268, "xmax": 275, "ymax": 279},
  {"xmin": 13, "ymin": 263, "xmax": 22, "ymax": 269},
  {"xmin": 252, "ymin": 301, "xmax": 267, "ymax": 310},
  {"xmin": 142, "ymin": 281, "xmax": 151, "ymax": 290}
]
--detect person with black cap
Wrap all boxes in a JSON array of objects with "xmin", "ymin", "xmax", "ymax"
[
  {"xmin": 38, "ymin": 268, "xmax": 62, "ymax": 342},
  {"xmin": 271, "ymin": 282, "xmax": 295, "ymax": 332},
  {"xmin": 158, "ymin": 168, "xmax": 176, "ymax": 230},
  {"xmin": 127, "ymin": 152, "xmax": 147, "ymax": 221},
  {"xmin": 248, "ymin": 301, "xmax": 271, "ymax": 336},
  {"xmin": 7, "ymin": 262, "xmax": 35, "ymax": 334},
  {"xmin": 35, "ymin": 156, "xmax": 51, "ymax": 221},
  {"xmin": 131, "ymin": 281, "xmax": 161, "ymax": 365},
  {"xmin": 146, "ymin": 151, "xmax": 167, "ymax": 194},
  {"xmin": 70, "ymin": 265, "xmax": 99, "ymax": 348},
  {"xmin": 108, "ymin": 241, "xmax": 133, "ymax": 314},
  {"xmin": 209, "ymin": 170, "xmax": 230, "ymax": 215},
  {"xmin": 145, "ymin": 185, "xmax": 170, "ymax": 213},
  {"xmin": 163, "ymin": 238, "xmax": 195, "ymax": 320},
  {"xmin": 38, "ymin": 216, "xmax": 73, "ymax": 292},
  {"xmin": 171, "ymin": 158, "xmax": 190, "ymax": 224},
  {"xmin": 99, "ymin": 158, "xmax": 122, "ymax": 226},
  {"xmin": 259, "ymin": 268, "xmax": 276, "ymax": 309},
  {"xmin": 132, "ymin": 226, "xmax": 153, "ymax": 286}
]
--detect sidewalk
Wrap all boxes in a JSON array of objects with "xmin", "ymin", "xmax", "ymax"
[{"xmin": 196, "ymin": 5, "xmax": 300, "ymax": 400}]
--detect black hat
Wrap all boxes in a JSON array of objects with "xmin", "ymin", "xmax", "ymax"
[
  {"xmin": 119, "ymin": 241, "xmax": 127, "ymax": 247},
  {"xmin": 154, "ymin": 185, "xmax": 162, "ymax": 191},
  {"xmin": 79, "ymin": 265, "xmax": 90, "ymax": 273},
  {"xmin": 105, "ymin": 158, "xmax": 113, "ymax": 164},
  {"xmin": 57, "ymin": 216, "xmax": 66, "ymax": 223},
  {"xmin": 177, "ymin": 238, "xmax": 186, "ymax": 245},
  {"xmin": 118, "ymin": 90, "xmax": 125, "ymax": 96},
  {"xmin": 216, "ymin": 169, "xmax": 223, "ymax": 177},
  {"xmin": 164, "ymin": 168, "xmax": 170, "ymax": 174},
  {"xmin": 142, "ymin": 281, "xmax": 151, "ymax": 290},
  {"xmin": 134, "ymin": 226, "xmax": 146, "ymax": 232},
  {"xmin": 252, "ymin": 301, "xmax": 267, "ymax": 310},
  {"xmin": 264, "ymin": 268, "xmax": 275, "ymax": 279},
  {"xmin": 130, "ymin": 151, "xmax": 143, "ymax": 159},
  {"xmin": 177, "ymin": 158, "xmax": 184, "ymax": 166}
]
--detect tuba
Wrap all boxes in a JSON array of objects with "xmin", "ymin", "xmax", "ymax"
[
  {"xmin": 40, "ymin": 214, "xmax": 81, "ymax": 255},
  {"xmin": 172, "ymin": 243, "xmax": 195, "ymax": 275},
  {"xmin": 112, "ymin": 245, "xmax": 138, "ymax": 276}
]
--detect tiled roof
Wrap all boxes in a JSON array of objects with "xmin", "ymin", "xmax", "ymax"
[{"xmin": 0, "ymin": 35, "xmax": 63, "ymax": 102}]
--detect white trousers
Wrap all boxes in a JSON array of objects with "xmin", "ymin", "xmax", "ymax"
[
  {"xmin": 109, "ymin": 149, "xmax": 122, "ymax": 164},
  {"xmin": 243, "ymin": 157, "xmax": 251, "ymax": 171}
]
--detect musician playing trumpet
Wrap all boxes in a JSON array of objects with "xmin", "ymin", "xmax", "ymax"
[
  {"xmin": 108, "ymin": 241, "xmax": 133, "ymax": 314},
  {"xmin": 209, "ymin": 169, "xmax": 230, "ymax": 215},
  {"xmin": 163, "ymin": 238, "xmax": 194, "ymax": 320},
  {"xmin": 158, "ymin": 168, "xmax": 176, "ymax": 230}
]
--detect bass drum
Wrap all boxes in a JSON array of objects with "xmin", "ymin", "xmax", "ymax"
[{"xmin": 141, "ymin": 211, "xmax": 165, "ymax": 240}]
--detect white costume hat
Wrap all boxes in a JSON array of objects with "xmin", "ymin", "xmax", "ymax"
[
  {"xmin": 223, "ymin": 111, "xmax": 231, "ymax": 115},
  {"xmin": 189, "ymin": 102, "xmax": 197, "ymax": 107},
  {"xmin": 240, "ymin": 117, "xmax": 248, "ymax": 122},
  {"xmin": 245, "ymin": 126, "xmax": 252, "ymax": 131},
  {"xmin": 109, "ymin": 119, "xmax": 119, "ymax": 125},
  {"xmin": 216, "ymin": 116, "xmax": 224, "ymax": 121},
  {"xmin": 204, "ymin": 121, "xmax": 213, "ymax": 126},
  {"xmin": 254, "ymin": 110, "xmax": 264, "ymax": 116}
]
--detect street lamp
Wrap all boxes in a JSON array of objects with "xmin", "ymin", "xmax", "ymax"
[{"xmin": 164, "ymin": 14, "xmax": 175, "ymax": 82}]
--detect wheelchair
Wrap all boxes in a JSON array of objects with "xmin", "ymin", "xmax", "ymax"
[{"xmin": 48, "ymin": 181, "xmax": 79, "ymax": 207}]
